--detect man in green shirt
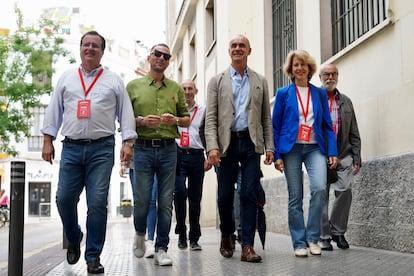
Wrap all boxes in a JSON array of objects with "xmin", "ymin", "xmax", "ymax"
[{"xmin": 126, "ymin": 43, "xmax": 190, "ymax": 266}]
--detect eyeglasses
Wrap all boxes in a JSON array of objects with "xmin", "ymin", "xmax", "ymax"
[
  {"xmin": 81, "ymin": 43, "xmax": 101, "ymax": 49},
  {"xmin": 321, "ymin": 72, "xmax": 338, "ymax": 77},
  {"xmin": 152, "ymin": 49, "xmax": 171, "ymax": 61}
]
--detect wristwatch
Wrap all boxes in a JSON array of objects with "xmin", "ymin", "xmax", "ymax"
[
  {"xmin": 176, "ymin": 117, "xmax": 180, "ymax": 126},
  {"xmin": 123, "ymin": 141, "xmax": 134, "ymax": 148}
]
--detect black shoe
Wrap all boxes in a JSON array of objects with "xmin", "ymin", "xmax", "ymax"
[
  {"xmin": 67, "ymin": 231, "xmax": 83, "ymax": 265},
  {"xmin": 87, "ymin": 259, "xmax": 104, "ymax": 274},
  {"xmin": 319, "ymin": 238, "xmax": 333, "ymax": 251},
  {"xmin": 178, "ymin": 233, "xmax": 188, "ymax": 249},
  {"xmin": 332, "ymin": 234, "xmax": 349, "ymax": 249},
  {"xmin": 190, "ymin": 242, "xmax": 202, "ymax": 251}
]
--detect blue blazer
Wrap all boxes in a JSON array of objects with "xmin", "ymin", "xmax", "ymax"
[{"xmin": 272, "ymin": 83, "xmax": 338, "ymax": 160}]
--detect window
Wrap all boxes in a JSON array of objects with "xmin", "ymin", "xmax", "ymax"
[
  {"xmin": 205, "ymin": 0, "xmax": 216, "ymax": 55},
  {"xmin": 272, "ymin": 0, "xmax": 296, "ymax": 93},
  {"xmin": 28, "ymin": 105, "xmax": 46, "ymax": 152},
  {"xmin": 332, "ymin": 0, "xmax": 387, "ymax": 54},
  {"xmin": 189, "ymin": 34, "xmax": 196, "ymax": 79}
]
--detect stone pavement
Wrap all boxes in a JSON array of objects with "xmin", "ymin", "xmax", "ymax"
[{"xmin": 44, "ymin": 218, "xmax": 414, "ymax": 276}]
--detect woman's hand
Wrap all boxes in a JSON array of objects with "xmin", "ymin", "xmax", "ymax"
[{"xmin": 274, "ymin": 159, "xmax": 285, "ymax": 173}]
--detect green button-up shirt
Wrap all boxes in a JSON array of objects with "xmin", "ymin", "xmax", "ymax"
[{"xmin": 126, "ymin": 74, "xmax": 189, "ymax": 139}]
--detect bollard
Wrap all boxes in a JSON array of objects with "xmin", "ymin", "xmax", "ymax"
[{"xmin": 8, "ymin": 161, "xmax": 26, "ymax": 276}]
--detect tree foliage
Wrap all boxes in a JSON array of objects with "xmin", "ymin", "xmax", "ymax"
[{"xmin": 0, "ymin": 5, "xmax": 75, "ymax": 156}]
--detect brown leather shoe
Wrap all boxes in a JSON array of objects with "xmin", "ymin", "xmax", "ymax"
[
  {"xmin": 220, "ymin": 236, "xmax": 233, "ymax": 258},
  {"xmin": 241, "ymin": 246, "xmax": 262, "ymax": 263}
]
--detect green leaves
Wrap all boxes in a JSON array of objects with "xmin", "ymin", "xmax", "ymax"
[{"xmin": 0, "ymin": 5, "xmax": 75, "ymax": 156}]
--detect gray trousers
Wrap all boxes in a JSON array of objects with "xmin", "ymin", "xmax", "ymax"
[{"xmin": 321, "ymin": 155, "xmax": 354, "ymax": 239}]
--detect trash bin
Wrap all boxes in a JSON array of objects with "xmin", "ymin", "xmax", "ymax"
[{"xmin": 121, "ymin": 199, "xmax": 132, "ymax": 218}]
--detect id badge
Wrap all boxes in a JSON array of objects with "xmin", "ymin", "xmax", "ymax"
[
  {"xmin": 180, "ymin": 131, "xmax": 190, "ymax": 147},
  {"xmin": 77, "ymin": 100, "xmax": 91, "ymax": 118},
  {"xmin": 298, "ymin": 124, "xmax": 312, "ymax": 142}
]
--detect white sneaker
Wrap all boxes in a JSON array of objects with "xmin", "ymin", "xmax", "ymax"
[
  {"xmin": 133, "ymin": 234, "xmax": 146, "ymax": 258},
  {"xmin": 294, "ymin": 248, "xmax": 308, "ymax": 257},
  {"xmin": 154, "ymin": 249, "xmax": 173, "ymax": 266},
  {"xmin": 144, "ymin": 240, "xmax": 155, "ymax": 258},
  {"xmin": 308, "ymin": 242, "xmax": 322, "ymax": 255}
]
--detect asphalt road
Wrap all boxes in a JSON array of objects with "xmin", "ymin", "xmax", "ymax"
[{"xmin": 0, "ymin": 217, "xmax": 68, "ymax": 276}]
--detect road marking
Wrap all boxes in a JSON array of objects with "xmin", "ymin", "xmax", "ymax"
[{"xmin": 0, "ymin": 240, "xmax": 62, "ymax": 269}]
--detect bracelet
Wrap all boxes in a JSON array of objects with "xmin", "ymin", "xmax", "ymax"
[
  {"xmin": 176, "ymin": 117, "xmax": 180, "ymax": 126},
  {"xmin": 137, "ymin": 116, "xmax": 144, "ymax": 127}
]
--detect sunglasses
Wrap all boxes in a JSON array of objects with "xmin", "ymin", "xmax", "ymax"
[{"xmin": 152, "ymin": 49, "xmax": 171, "ymax": 61}]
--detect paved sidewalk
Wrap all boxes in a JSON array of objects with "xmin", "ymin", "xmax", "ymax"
[{"xmin": 46, "ymin": 219, "xmax": 414, "ymax": 276}]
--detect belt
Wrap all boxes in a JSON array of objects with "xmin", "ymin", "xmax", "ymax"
[
  {"xmin": 64, "ymin": 135, "xmax": 114, "ymax": 145},
  {"xmin": 136, "ymin": 138, "xmax": 175, "ymax": 148},
  {"xmin": 231, "ymin": 130, "xmax": 249, "ymax": 139},
  {"xmin": 178, "ymin": 148, "xmax": 204, "ymax": 155}
]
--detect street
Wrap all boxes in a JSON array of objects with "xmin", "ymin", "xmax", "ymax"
[{"xmin": 1, "ymin": 217, "xmax": 75, "ymax": 275}]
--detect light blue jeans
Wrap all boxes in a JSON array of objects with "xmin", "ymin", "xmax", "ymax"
[
  {"xmin": 56, "ymin": 136, "xmax": 114, "ymax": 262},
  {"xmin": 147, "ymin": 177, "xmax": 158, "ymax": 241},
  {"xmin": 129, "ymin": 170, "xmax": 158, "ymax": 241},
  {"xmin": 282, "ymin": 143, "xmax": 326, "ymax": 250},
  {"xmin": 133, "ymin": 143, "xmax": 176, "ymax": 252}
]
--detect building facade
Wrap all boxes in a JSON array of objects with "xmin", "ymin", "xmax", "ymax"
[{"xmin": 166, "ymin": 0, "xmax": 414, "ymax": 253}]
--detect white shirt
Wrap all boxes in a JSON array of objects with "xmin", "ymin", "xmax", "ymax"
[{"xmin": 41, "ymin": 65, "xmax": 137, "ymax": 141}]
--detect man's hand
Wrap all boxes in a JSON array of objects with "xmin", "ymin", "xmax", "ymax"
[
  {"xmin": 120, "ymin": 145, "xmax": 133, "ymax": 163},
  {"xmin": 204, "ymin": 159, "xmax": 213, "ymax": 171},
  {"xmin": 142, "ymin": 115, "xmax": 162, "ymax": 128},
  {"xmin": 160, "ymin": 113, "xmax": 177, "ymax": 126},
  {"xmin": 207, "ymin": 149, "xmax": 221, "ymax": 167},
  {"xmin": 42, "ymin": 135, "xmax": 55, "ymax": 164},
  {"xmin": 264, "ymin": 151, "xmax": 274, "ymax": 165}
]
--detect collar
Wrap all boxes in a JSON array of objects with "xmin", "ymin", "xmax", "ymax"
[
  {"xmin": 79, "ymin": 65, "xmax": 103, "ymax": 76},
  {"xmin": 230, "ymin": 65, "xmax": 249, "ymax": 77},
  {"xmin": 145, "ymin": 74, "xmax": 166, "ymax": 87},
  {"xmin": 188, "ymin": 102, "xmax": 198, "ymax": 112}
]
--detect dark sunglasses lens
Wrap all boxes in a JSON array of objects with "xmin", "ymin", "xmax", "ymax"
[
  {"xmin": 154, "ymin": 50, "xmax": 171, "ymax": 60},
  {"xmin": 154, "ymin": 51, "xmax": 162, "ymax": 58}
]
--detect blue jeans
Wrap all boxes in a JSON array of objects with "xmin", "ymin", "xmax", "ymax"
[
  {"xmin": 217, "ymin": 136, "xmax": 261, "ymax": 247},
  {"xmin": 174, "ymin": 151, "xmax": 205, "ymax": 242},
  {"xmin": 129, "ymin": 170, "xmax": 158, "ymax": 241},
  {"xmin": 282, "ymin": 143, "xmax": 327, "ymax": 249},
  {"xmin": 147, "ymin": 177, "xmax": 158, "ymax": 241},
  {"xmin": 133, "ymin": 143, "xmax": 177, "ymax": 252},
  {"xmin": 56, "ymin": 136, "xmax": 115, "ymax": 262}
]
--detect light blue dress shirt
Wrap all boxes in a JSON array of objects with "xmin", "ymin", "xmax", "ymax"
[
  {"xmin": 230, "ymin": 66, "xmax": 250, "ymax": 131},
  {"xmin": 41, "ymin": 65, "xmax": 137, "ymax": 141}
]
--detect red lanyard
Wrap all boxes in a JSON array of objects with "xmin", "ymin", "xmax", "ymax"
[
  {"xmin": 296, "ymin": 86, "xmax": 311, "ymax": 122},
  {"xmin": 78, "ymin": 68, "xmax": 104, "ymax": 97},
  {"xmin": 186, "ymin": 105, "xmax": 198, "ymax": 131},
  {"xmin": 329, "ymin": 94, "xmax": 334, "ymax": 112}
]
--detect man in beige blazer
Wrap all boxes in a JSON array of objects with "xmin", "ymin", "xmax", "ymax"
[{"xmin": 205, "ymin": 34, "xmax": 274, "ymax": 263}]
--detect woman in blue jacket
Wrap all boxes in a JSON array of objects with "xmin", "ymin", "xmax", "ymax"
[{"xmin": 272, "ymin": 50, "xmax": 338, "ymax": 257}]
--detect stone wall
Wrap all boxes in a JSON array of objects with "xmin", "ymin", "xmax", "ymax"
[{"xmin": 262, "ymin": 153, "xmax": 414, "ymax": 253}]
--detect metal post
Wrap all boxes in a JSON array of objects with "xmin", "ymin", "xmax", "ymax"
[{"xmin": 8, "ymin": 161, "xmax": 26, "ymax": 276}]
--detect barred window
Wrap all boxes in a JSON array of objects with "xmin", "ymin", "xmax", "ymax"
[
  {"xmin": 28, "ymin": 105, "xmax": 46, "ymax": 152},
  {"xmin": 272, "ymin": 0, "xmax": 296, "ymax": 93},
  {"xmin": 332, "ymin": 0, "xmax": 387, "ymax": 54}
]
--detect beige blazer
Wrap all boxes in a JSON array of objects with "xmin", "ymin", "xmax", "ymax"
[{"xmin": 205, "ymin": 67, "xmax": 274, "ymax": 156}]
